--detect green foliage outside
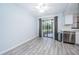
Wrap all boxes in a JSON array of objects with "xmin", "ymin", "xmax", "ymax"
[{"xmin": 42, "ymin": 22, "xmax": 52, "ymax": 33}]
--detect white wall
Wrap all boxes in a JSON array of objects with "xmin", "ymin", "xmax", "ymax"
[
  {"xmin": 0, "ymin": 4, "xmax": 37, "ymax": 53},
  {"xmin": 64, "ymin": 3, "xmax": 79, "ymax": 15}
]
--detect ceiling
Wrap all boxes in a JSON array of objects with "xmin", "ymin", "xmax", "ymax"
[{"xmin": 17, "ymin": 3, "xmax": 78, "ymax": 18}]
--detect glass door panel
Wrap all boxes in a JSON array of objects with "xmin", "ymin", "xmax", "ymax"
[{"xmin": 42, "ymin": 19, "xmax": 54, "ymax": 38}]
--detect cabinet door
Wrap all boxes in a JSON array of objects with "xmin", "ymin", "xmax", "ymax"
[
  {"xmin": 72, "ymin": 15, "xmax": 79, "ymax": 29},
  {"xmin": 63, "ymin": 31, "xmax": 70, "ymax": 43},
  {"xmin": 77, "ymin": 16, "xmax": 79, "ymax": 28},
  {"xmin": 65, "ymin": 15, "xmax": 73, "ymax": 25},
  {"xmin": 63, "ymin": 31, "xmax": 75, "ymax": 44},
  {"xmin": 71, "ymin": 32, "xmax": 75, "ymax": 44},
  {"xmin": 76, "ymin": 32, "xmax": 79, "ymax": 44},
  {"xmin": 72, "ymin": 15, "xmax": 77, "ymax": 28}
]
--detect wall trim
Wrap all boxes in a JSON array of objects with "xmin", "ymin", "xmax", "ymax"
[{"xmin": 0, "ymin": 35, "xmax": 38, "ymax": 55}]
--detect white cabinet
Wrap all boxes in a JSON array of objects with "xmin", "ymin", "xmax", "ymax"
[
  {"xmin": 65, "ymin": 15, "xmax": 73, "ymax": 25},
  {"xmin": 76, "ymin": 32, "xmax": 79, "ymax": 44},
  {"xmin": 65, "ymin": 15, "xmax": 79, "ymax": 29}
]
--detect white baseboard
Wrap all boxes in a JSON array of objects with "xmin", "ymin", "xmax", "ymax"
[{"xmin": 0, "ymin": 35, "xmax": 38, "ymax": 55}]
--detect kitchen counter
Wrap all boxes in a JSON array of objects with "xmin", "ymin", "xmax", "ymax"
[{"xmin": 61, "ymin": 28, "xmax": 79, "ymax": 32}]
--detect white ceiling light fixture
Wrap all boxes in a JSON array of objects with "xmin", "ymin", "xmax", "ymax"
[{"xmin": 36, "ymin": 3, "xmax": 48, "ymax": 13}]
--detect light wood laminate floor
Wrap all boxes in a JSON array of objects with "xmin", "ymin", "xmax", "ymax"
[{"xmin": 3, "ymin": 37, "xmax": 79, "ymax": 55}]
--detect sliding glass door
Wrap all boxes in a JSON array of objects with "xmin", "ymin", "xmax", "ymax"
[{"xmin": 41, "ymin": 19, "xmax": 54, "ymax": 38}]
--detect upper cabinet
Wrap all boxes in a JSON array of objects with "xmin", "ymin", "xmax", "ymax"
[
  {"xmin": 65, "ymin": 15, "xmax": 73, "ymax": 25},
  {"xmin": 64, "ymin": 14, "xmax": 79, "ymax": 29},
  {"xmin": 72, "ymin": 15, "xmax": 79, "ymax": 29}
]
